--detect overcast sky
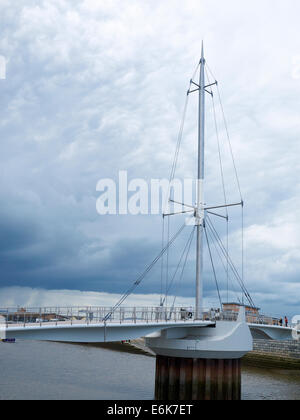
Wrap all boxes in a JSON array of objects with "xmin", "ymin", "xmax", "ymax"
[{"xmin": 0, "ymin": 0, "xmax": 300, "ymax": 318}]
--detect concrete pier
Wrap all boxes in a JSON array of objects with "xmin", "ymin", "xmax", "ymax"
[
  {"xmin": 155, "ymin": 355, "xmax": 241, "ymax": 400},
  {"xmin": 146, "ymin": 308, "xmax": 252, "ymax": 400}
]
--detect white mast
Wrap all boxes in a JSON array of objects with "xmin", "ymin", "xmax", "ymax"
[{"xmin": 195, "ymin": 43, "xmax": 205, "ymax": 319}]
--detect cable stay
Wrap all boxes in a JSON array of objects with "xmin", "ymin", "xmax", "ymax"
[
  {"xmin": 103, "ymin": 220, "xmax": 189, "ymax": 321},
  {"xmin": 161, "ymin": 226, "xmax": 196, "ymax": 308},
  {"xmin": 206, "ymin": 216, "xmax": 256, "ymax": 309},
  {"xmin": 204, "ymin": 224, "xmax": 223, "ymax": 309},
  {"xmin": 205, "ymin": 216, "xmax": 250, "ymax": 301},
  {"xmin": 207, "ymin": 72, "xmax": 230, "ymax": 303},
  {"xmin": 205, "ymin": 224, "xmax": 243, "ymax": 305},
  {"xmin": 165, "ymin": 61, "xmax": 200, "ymax": 210},
  {"xmin": 204, "ymin": 63, "xmax": 248, "ymax": 307},
  {"xmin": 165, "ymin": 216, "xmax": 171, "ymax": 307},
  {"xmin": 206, "ymin": 222, "xmax": 253, "ymax": 309},
  {"xmin": 160, "ymin": 216, "xmax": 165, "ymax": 306},
  {"xmin": 169, "ymin": 226, "xmax": 196, "ymax": 318},
  {"xmin": 205, "ymin": 63, "xmax": 243, "ymax": 203}
]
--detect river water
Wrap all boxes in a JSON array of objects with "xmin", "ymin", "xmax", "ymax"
[{"xmin": 0, "ymin": 340, "xmax": 299, "ymax": 400}]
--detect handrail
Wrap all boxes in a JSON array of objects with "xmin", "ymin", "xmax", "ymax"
[
  {"xmin": 0, "ymin": 306, "xmax": 288, "ymax": 329},
  {"xmin": 0, "ymin": 306, "xmax": 196, "ymax": 328}
]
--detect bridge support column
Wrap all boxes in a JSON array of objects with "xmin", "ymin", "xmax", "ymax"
[
  {"xmin": 147, "ymin": 308, "xmax": 251, "ymax": 400},
  {"xmin": 155, "ymin": 355, "xmax": 241, "ymax": 401}
]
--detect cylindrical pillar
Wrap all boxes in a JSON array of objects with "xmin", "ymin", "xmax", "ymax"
[{"xmin": 155, "ymin": 355, "xmax": 241, "ymax": 401}]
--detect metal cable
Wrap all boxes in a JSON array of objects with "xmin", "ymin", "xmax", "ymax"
[
  {"xmin": 166, "ymin": 61, "xmax": 200, "ymax": 204},
  {"xmin": 206, "ymin": 216, "xmax": 256, "ymax": 309},
  {"xmin": 165, "ymin": 216, "xmax": 170, "ymax": 307},
  {"xmin": 208, "ymin": 77, "xmax": 230, "ymax": 303},
  {"xmin": 206, "ymin": 62, "xmax": 243, "ymax": 202},
  {"xmin": 204, "ymin": 224, "xmax": 223, "ymax": 308},
  {"xmin": 161, "ymin": 226, "xmax": 196, "ymax": 307},
  {"xmin": 160, "ymin": 216, "xmax": 165, "ymax": 306},
  {"xmin": 205, "ymin": 224, "xmax": 242, "ymax": 304},
  {"xmin": 103, "ymin": 221, "xmax": 188, "ymax": 321},
  {"xmin": 206, "ymin": 63, "xmax": 245, "ymax": 303},
  {"xmin": 169, "ymin": 226, "xmax": 196, "ymax": 313}
]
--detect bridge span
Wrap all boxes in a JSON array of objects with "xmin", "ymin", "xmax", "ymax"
[{"xmin": 0, "ymin": 306, "xmax": 293, "ymax": 343}]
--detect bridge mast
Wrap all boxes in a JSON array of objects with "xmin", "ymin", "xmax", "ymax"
[{"xmin": 196, "ymin": 42, "xmax": 205, "ymax": 320}]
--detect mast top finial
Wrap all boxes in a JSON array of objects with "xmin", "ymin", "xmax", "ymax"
[{"xmin": 200, "ymin": 41, "xmax": 205, "ymax": 63}]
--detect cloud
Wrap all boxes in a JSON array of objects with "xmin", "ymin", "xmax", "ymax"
[{"xmin": 0, "ymin": 286, "xmax": 197, "ymax": 310}]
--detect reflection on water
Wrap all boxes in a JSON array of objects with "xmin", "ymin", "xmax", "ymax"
[{"xmin": 0, "ymin": 340, "xmax": 299, "ymax": 400}]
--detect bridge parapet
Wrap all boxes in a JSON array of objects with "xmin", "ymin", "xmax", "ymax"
[
  {"xmin": 0, "ymin": 306, "xmax": 197, "ymax": 329},
  {"xmin": 0, "ymin": 306, "xmax": 290, "ymax": 330}
]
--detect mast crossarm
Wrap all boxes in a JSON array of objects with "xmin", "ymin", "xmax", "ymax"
[
  {"xmin": 163, "ymin": 210, "xmax": 194, "ymax": 218},
  {"xmin": 204, "ymin": 81, "xmax": 218, "ymax": 89},
  {"xmin": 168, "ymin": 199, "xmax": 241, "ymax": 215},
  {"xmin": 190, "ymin": 80, "xmax": 200, "ymax": 88},
  {"xmin": 169, "ymin": 199, "xmax": 195, "ymax": 210},
  {"xmin": 204, "ymin": 201, "xmax": 243, "ymax": 211},
  {"xmin": 188, "ymin": 88, "xmax": 199, "ymax": 95},
  {"xmin": 205, "ymin": 89, "xmax": 213, "ymax": 96},
  {"xmin": 189, "ymin": 81, "xmax": 217, "ymax": 97},
  {"xmin": 188, "ymin": 80, "xmax": 200, "ymax": 95},
  {"xmin": 206, "ymin": 210, "xmax": 228, "ymax": 220}
]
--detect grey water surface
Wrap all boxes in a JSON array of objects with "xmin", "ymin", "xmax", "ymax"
[{"xmin": 0, "ymin": 340, "xmax": 299, "ymax": 400}]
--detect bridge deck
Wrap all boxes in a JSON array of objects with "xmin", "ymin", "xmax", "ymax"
[{"xmin": 0, "ymin": 306, "xmax": 294, "ymax": 342}]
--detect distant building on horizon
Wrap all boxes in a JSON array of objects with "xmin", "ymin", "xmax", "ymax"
[{"xmin": 223, "ymin": 302, "xmax": 260, "ymax": 316}]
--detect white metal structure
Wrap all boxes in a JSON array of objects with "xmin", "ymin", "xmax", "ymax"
[
  {"xmin": 195, "ymin": 42, "xmax": 206, "ymax": 319},
  {"xmin": 0, "ymin": 306, "xmax": 293, "ymax": 345},
  {"xmin": 146, "ymin": 307, "xmax": 253, "ymax": 359}
]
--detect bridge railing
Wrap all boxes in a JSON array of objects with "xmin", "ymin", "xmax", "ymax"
[
  {"xmin": 219, "ymin": 310, "xmax": 283, "ymax": 326},
  {"xmin": 0, "ymin": 306, "xmax": 197, "ymax": 328},
  {"xmin": 0, "ymin": 306, "xmax": 283, "ymax": 328}
]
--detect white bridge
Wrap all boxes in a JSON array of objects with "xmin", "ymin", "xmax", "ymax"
[{"xmin": 0, "ymin": 306, "xmax": 293, "ymax": 344}]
